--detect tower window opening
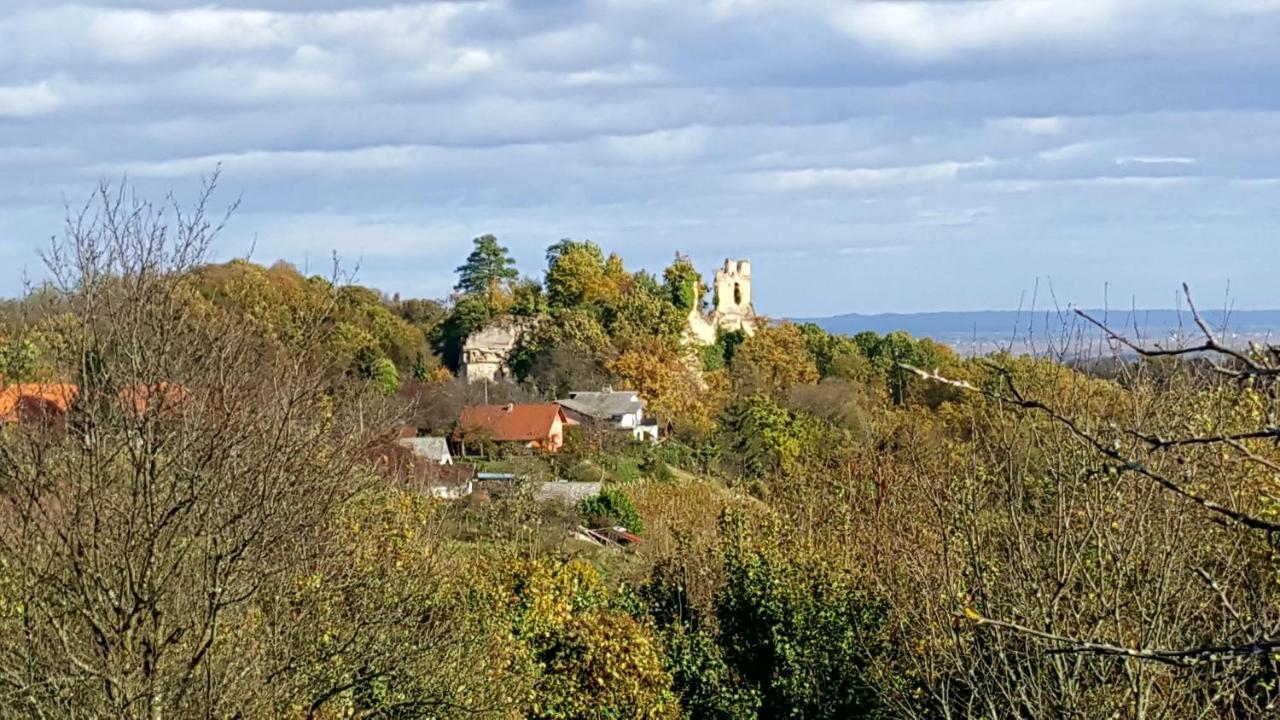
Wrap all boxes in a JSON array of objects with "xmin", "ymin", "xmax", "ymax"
[{"xmin": 733, "ymin": 282, "xmax": 742, "ymax": 305}]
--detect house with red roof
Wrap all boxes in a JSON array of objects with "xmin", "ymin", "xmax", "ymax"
[
  {"xmin": 454, "ymin": 403, "xmax": 572, "ymax": 454},
  {"xmin": 0, "ymin": 383, "xmax": 79, "ymax": 425}
]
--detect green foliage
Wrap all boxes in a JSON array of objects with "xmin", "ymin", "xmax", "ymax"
[
  {"xmin": 662, "ymin": 255, "xmax": 704, "ymax": 314},
  {"xmin": 275, "ymin": 491, "xmax": 534, "ymax": 718},
  {"xmin": 715, "ymin": 513, "xmax": 889, "ymax": 719},
  {"xmin": 800, "ymin": 323, "xmax": 877, "ymax": 384},
  {"xmin": 370, "ymin": 356, "xmax": 400, "ymax": 394},
  {"xmin": 509, "ymin": 558, "xmax": 679, "ymax": 720},
  {"xmin": 579, "ymin": 487, "xmax": 645, "ymax": 534},
  {"xmin": 0, "ymin": 337, "xmax": 40, "ymax": 382},
  {"xmin": 545, "ymin": 239, "xmax": 615, "ymax": 308},
  {"xmin": 192, "ymin": 259, "xmax": 430, "ymax": 383},
  {"xmin": 602, "ymin": 287, "xmax": 686, "ymax": 348},
  {"xmin": 435, "ymin": 293, "xmax": 494, "ymax": 370},
  {"xmin": 511, "ymin": 278, "xmax": 548, "ymax": 316},
  {"xmin": 701, "ymin": 329, "xmax": 746, "ymax": 372},
  {"xmin": 729, "ymin": 323, "xmax": 820, "ymax": 396},
  {"xmin": 661, "ymin": 625, "xmax": 762, "ymax": 720},
  {"xmin": 454, "ymin": 234, "xmax": 519, "ymax": 296},
  {"xmin": 719, "ymin": 394, "xmax": 835, "ymax": 479}
]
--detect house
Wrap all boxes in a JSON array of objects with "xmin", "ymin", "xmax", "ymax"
[
  {"xmin": 372, "ymin": 434, "xmax": 475, "ymax": 499},
  {"xmin": 557, "ymin": 388, "xmax": 659, "ymax": 441},
  {"xmin": 455, "ymin": 403, "xmax": 571, "ymax": 453},
  {"xmin": 396, "ymin": 436, "xmax": 453, "ymax": 465},
  {"xmin": 0, "ymin": 383, "xmax": 79, "ymax": 425}
]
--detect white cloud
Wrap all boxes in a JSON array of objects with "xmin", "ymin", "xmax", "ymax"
[
  {"xmin": 2, "ymin": 0, "xmax": 1280, "ymax": 312},
  {"xmin": 1039, "ymin": 142, "xmax": 1098, "ymax": 162},
  {"xmin": 832, "ymin": 0, "xmax": 1126, "ymax": 61},
  {"xmin": 759, "ymin": 158, "xmax": 994, "ymax": 191},
  {"xmin": 88, "ymin": 8, "xmax": 286, "ymax": 63},
  {"xmin": 1115, "ymin": 155, "xmax": 1198, "ymax": 165},
  {"xmin": 989, "ymin": 116, "xmax": 1067, "ymax": 135},
  {"xmin": 0, "ymin": 81, "xmax": 62, "ymax": 118},
  {"xmin": 600, "ymin": 126, "xmax": 708, "ymax": 164}
]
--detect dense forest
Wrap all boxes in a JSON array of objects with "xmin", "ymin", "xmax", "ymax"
[{"xmin": 0, "ymin": 180, "xmax": 1277, "ymax": 719}]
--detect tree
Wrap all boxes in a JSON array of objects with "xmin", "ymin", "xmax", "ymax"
[
  {"xmin": 544, "ymin": 239, "xmax": 624, "ymax": 308},
  {"xmin": 874, "ymin": 297, "xmax": 1280, "ymax": 717},
  {"xmin": 0, "ymin": 176, "xmax": 414, "ymax": 717},
  {"xmin": 0, "ymin": 336, "xmax": 40, "ymax": 382},
  {"xmin": 509, "ymin": 558, "xmax": 680, "ymax": 720},
  {"xmin": 606, "ymin": 339, "xmax": 719, "ymax": 440},
  {"xmin": 454, "ymin": 234, "xmax": 518, "ymax": 297},
  {"xmin": 662, "ymin": 254, "xmax": 704, "ymax": 314},
  {"xmin": 579, "ymin": 488, "xmax": 644, "ymax": 533},
  {"xmin": 718, "ymin": 394, "xmax": 834, "ymax": 479},
  {"xmin": 728, "ymin": 322, "xmax": 820, "ymax": 396},
  {"xmin": 714, "ymin": 513, "xmax": 889, "ymax": 719},
  {"xmin": 266, "ymin": 490, "xmax": 534, "ymax": 717}
]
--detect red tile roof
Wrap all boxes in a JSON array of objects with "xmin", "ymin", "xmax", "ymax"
[
  {"xmin": 0, "ymin": 384, "xmax": 79, "ymax": 423},
  {"xmin": 117, "ymin": 382, "xmax": 189, "ymax": 417},
  {"xmin": 456, "ymin": 403, "xmax": 566, "ymax": 442}
]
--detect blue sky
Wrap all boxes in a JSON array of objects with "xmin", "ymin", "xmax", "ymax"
[{"xmin": 1, "ymin": 0, "xmax": 1279, "ymax": 316}]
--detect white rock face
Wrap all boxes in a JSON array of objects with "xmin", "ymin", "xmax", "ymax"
[{"xmin": 461, "ymin": 317, "xmax": 536, "ymax": 383}]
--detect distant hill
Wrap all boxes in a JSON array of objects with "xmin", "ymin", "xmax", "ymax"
[{"xmin": 796, "ymin": 309, "xmax": 1280, "ymax": 350}]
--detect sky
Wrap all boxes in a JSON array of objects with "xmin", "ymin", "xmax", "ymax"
[{"xmin": 2, "ymin": 0, "xmax": 1280, "ymax": 316}]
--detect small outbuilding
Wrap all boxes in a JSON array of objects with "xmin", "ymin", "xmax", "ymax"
[{"xmin": 396, "ymin": 436, "xmax": 453, "ymax": 465}]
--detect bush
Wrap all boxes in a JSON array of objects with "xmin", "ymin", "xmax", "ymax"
[
  {"xmin": 715, "ymin": 512, "xmax": 889, "ymax": 719},
  {"xmin": 579, "ymin": 487, "xmax": 644, "ymax": 534}
]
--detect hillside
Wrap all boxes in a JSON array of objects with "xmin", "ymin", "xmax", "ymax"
[
  {"xmin": 1, "ymin": 187, "xmax": 1277, "ymax": 718},
  {"xmin": 800, "ymin": 308, "xmax": 1280, "ymax": 349}
]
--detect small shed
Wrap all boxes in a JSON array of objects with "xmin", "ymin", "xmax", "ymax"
[{"xmin": 396, "ymin": 436, "xmax": 453, "ymax": 465}]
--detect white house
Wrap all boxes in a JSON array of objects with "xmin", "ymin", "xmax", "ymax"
[{"xmin": 556, "ymin": 388, "xmax": 659, "ymax": 441}]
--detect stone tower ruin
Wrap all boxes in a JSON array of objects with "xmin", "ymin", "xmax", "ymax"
[{"xmin": 687, "ymin": 258, "xmax": 756, "ymax": 345}]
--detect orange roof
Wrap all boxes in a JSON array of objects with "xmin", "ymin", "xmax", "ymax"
[
  {"xmin": 117, "ymin": 383, "xmax": 189, "ymax": 417},
  {"xmin": 456, "ymin": 403, "xmax": 565, "ymax": 442},
  {"xmin": 0, "ymin": 384, "xmax": 79, "ymax": 423}
]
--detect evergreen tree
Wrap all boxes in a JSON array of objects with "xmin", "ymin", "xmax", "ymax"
[{"xmin": 454, "ymin": 234, "xmax": 518, "ymax": 296}]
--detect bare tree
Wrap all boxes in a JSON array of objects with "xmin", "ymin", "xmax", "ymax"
[
  {"xmin": 878, "ymin": 287, "xmax": 1280, "ymax": 717},
  {"xmin": 0, "ymin": 176, "xmax": 412, "ymax": 718}
]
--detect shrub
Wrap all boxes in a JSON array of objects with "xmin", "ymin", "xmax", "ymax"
[{"xmin": 579, "ymin": 487, "xmax": 644, "ymax": 534}]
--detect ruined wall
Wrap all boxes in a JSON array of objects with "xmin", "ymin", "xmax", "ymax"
[
  {"xmin": 686, "ymin": 258, "xmax": 756, "ymax": 345},
  {"xmin": 461, "ymin": 317, "xmax": 535, "ymax": 383}
]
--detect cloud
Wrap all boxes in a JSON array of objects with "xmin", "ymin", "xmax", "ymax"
[
  {"xmin": 988, "ymin": 117, "xmax": 1067, "ymax": 136},
  {"xmin": 831, "ymin": 0, "xmax": 1127, "ymax": 61},
  {"xmin": 1115, "ymin": 155, "xmax": 1198, "ymax": 165},
  {"xmin": 2, "ymin": 0, "xmax": 1280, "ymax": 314},
  {"xmin": 0, "ymin": 82, "xmax": 62, "ymax": 118},
  {"xmin": 758, "ymin": 159, "xmax": 995, "ymax": 191}
]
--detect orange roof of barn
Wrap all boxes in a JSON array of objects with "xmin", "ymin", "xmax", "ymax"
[
  {"xmin": 0, "ymin": 383, "xmax": 79, "ymax": 422},
  {"xmin": 456, "ymin": 403, "xmax": 566, "ymax": 442}
]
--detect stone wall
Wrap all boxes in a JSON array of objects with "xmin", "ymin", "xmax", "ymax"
[
  {"xmin": 461, "ymin": 317, "xmax": 535, "ymax": 383},
  {"xmin": 686, "ymin": 258, "xmax": 756, "ymax": 345}
]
